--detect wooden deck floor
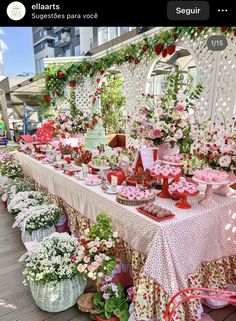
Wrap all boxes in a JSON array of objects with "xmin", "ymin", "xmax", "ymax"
[{"xmin": 0, "ymin": 204, "xmax": 236, "ymax": 321}]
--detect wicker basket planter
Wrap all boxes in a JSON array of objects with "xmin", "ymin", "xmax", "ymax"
[
  {"xmin": 30, "ymin": 275, "xmax": 86, "ymax": 312},
  {"xmin": 21, "ymin": 226, "xmax": 55, "ymax": 244}
]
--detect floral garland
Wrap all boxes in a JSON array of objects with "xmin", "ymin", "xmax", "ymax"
[
  {"xmin": 42, "ymin": 27, "xmax": 236, "ymax": 103},
  {"xmin": 23, "ymin": 233, "xmax": 78, "ymax": 284}
]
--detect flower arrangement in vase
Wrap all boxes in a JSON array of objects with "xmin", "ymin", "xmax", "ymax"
[
  {"xmin": 93, "ymin": 276, "xmax": 129, "ymax": 321},
  {"xmin": 73, "ymin": 212, "xmax": 118, "ymax": 281},
  {"xmin": 128, "ymin": 70, "xmax": 203, "ymax": 152},
  {"xmin": 7, "ymin": 191, "xmax": 46, "ymax": 215}
]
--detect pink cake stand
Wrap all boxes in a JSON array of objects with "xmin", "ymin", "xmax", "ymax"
[
  {"xmin": 213, "ymin": 170, "xmax": 236, "ymax": 196},
  {"xmin": 192, "ymin": 177, "xmax": 229, "ymax": 207}
]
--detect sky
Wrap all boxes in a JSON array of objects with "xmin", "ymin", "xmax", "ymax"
[{"xmin": 0, "ymin": 27, "xmax": 35, "ymax": 76}]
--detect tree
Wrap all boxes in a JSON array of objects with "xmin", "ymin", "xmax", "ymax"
[{"xmin": 101, "ymin": 74, "xmax": 126, "ymax": 134}]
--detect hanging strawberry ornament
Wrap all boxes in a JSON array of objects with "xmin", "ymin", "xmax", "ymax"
[{"xmin": 154, "ymin": 43, "xmax": 164, "ymax": 55}]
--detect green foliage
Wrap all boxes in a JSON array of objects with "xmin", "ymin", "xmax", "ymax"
[
  {"xmin": 101, "ymin": 74, "xmax": 126, "ymax": 134},
  {"xmin": 90, "ymin": 212, "xmax": 113, "ymax": 240},
  {"xmin": 41, "ymin": 27, "xmax": 230, "ymax": 101},
  {"xmin": 93, "ymin": 283, "xmax": 129, "ymax": 321}
]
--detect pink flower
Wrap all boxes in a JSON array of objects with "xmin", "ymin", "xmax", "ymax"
[
  {"xmin": 84, "ymin": 256, "xmax": 90, "ymax": 263},
  {"xmin": 174, "ymin": 129, "xmax": 183, "ymax": 140},
  {"xmin": 151, "ymin": 129, "xmax": 163, "ymax": 139},
  {"xmin": 88, "ymin": 261, "xmax": 100, "ymax": 272},
  {"xmin": 77, "ymin": 264, "xmax": 86, "ymax": 273},
  {"xmin": 219, "ymin": 155, "xmax": 232, "ymax": 167},
  {"xmin": 103, "ymin": 293, "xmax": 110, "ymax": 300},
  {"xmin": 175, "ymin": 104, "xmax": 185, "ymax": 112},
  {"xmin": 169, "ymin": 124, "xmax": 176, "ymax": 132}
]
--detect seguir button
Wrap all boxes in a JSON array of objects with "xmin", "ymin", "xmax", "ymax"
[{"xmin": 167, "ymin": 1, "xmax": 209, "ymax": 20}]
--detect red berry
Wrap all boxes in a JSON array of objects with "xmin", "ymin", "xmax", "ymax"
[
  {"xmin": 197, "ymin": 27, "xmax": 204, "ymax": 33},
  {"xmin": 166, "ymin": 44, "xmax": 176, "ymax": 55},
  {"xmin": 57, "ymin": 70, "xmax": 64, "ymax": 78},
  {"xmin": 162, "ymin": 49, "xmax": 168, "ymax": 58},
  {"xmin": 221, "ymin": 27, "xmax": 228, "ymax": 32},
  {"xmin": 142, "ymin": 44, "xmax": 148, "ymax": 52},
  {"xmin": 154, "ymin": 43, "xmax": 164, "ymax": 55},
  {"xmin": 173, "ymin": 34, "xmax": 179, "ymax": 41}
]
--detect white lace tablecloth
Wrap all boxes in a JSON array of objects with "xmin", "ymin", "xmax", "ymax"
[{"xmin": 15, "ymin": 152, "xmax": 236, "ymax": 296}]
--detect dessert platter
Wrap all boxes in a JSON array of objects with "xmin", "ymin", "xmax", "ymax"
[
  {"xmin": 150, "ymin": 165, "xmax": 182, "ymax": 198},
  {"xmin": 136, "ymin": 203, "xmax": 175, "ymax": 221},
  {"xmin": 162, "ymin": 154, "xmax": 184, "ymax": 166},
  {"xmin": 63, "ymin": 164, "xmax": 81, "ymax": 176},
  {"xmin": 116, "ymin": 186, "xmax": 155, "ymax": 206},
  {"xmin": 192, "ymin": 169, "xmax": 229, "ymax": 206},
  {"xmin": 84, "ymin": 175, "xmax": 102, "ymax": 186},
  {"xmin": 169, "ymin": 180, "xmax": 199, "ymax": 209}
]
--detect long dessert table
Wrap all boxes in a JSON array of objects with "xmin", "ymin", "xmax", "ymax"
[{"xmin": 15, "ymin": 151, "xmax": 236, "ymax": 321}]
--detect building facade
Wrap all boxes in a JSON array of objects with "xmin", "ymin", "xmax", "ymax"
[{"xmin": 33, "ymin": 27, "xmax": 149, "ymax": 74}]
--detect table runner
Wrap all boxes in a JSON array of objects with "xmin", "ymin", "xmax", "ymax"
[{"xmin": 15, "ymin": 152, "xmax": 236, "ymax": 297}]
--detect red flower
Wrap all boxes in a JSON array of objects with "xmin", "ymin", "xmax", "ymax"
[
  {"xmin": 71, "ymin": 256, "xmax": 77, "ymax": 262},
  {"xmin": 142, "ymin": 44, "xmax": 148, "ymax": 52},
  {"xmin": 96, "ymin": 78, "xmax": 100, "ymax": 84},
  {"xmin": 221, "ymin": 27, "xmax": 228, "ymax": 32},
  {"xmin": 44, "ymin": 95, "xmax": 51, "ymax": 102},
  {"xmin": 126, "ymin": 55, "xmax": 133, "ymax": 62},
  {"xmin": 69, "ymin": 81, "xmax": 76, "ymax": 87},
  {"xmin": 162, "ymin": 49, "xmax": 168, "ymax": 58},
  {"xmin": 134, "ymin": 59, "xmax": 139, "ymax": 65},
  {"xmin": 166, "ymin": 44, "xmax": 176, "ymax": 55},
  {"xmin": 199, "ymin": 153, "xmax": 205, "ymax": 160},
  {"xmin": 57, "ymin": 70, "xmax": 64, "ymax": 78},
  {"xmin": 173, "ymin": 34, "xmax": 179, "ymax": 41},
  {"xmin": 105, "ymin": 251, "xmax": 110, "ymax": 256},
  {"xmin": 154, "ymin": 43, "xmax": 164, "ymax": 55}
]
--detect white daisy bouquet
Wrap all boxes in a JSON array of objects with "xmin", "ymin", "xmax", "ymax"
[
  {"xmin": 23, "ymin": 233, "xmax": 78, "ymax": 284},
  {"xmin": 15, "ymin": 204, "xmax": 61, "ymax": 234},
  {"xmin": 8, "ymin": 191, "xmax": 46, "ymax": 215}
]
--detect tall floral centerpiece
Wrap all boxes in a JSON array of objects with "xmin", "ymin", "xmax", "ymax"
[
  {"xmin": 73, "ymin": 212, "xmax": 118, "ymax": 282},
  {"xmin": 129, "ymin": 70, "xmax": 203, "ymax": 157}
]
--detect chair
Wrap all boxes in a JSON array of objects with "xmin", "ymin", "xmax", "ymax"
[{"xmin": 164, "ymin": 287, "xmax": 236, "ymax": 321}]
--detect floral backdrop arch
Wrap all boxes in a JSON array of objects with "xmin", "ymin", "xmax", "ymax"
[{"xmin": 42, "ymin": 27, "xmax": 236, "ymax": 145}]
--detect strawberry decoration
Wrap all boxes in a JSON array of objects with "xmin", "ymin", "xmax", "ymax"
[
  {"xmin": 142, "ymin": 44, "xmax": 148, "ymax": 53},
  {"xmin": 57, "ymin": 70, "xmax": 64, "ymax": 78},
  {"xmin": 69, "ymin": 81, "xmax": 76, "ymax": 87},
  {"xmin": 44, "ymin": 95, "xmax": 51, "ymax": 102},
  {"xmin": 154, "ymin": 43, "xmax": 164, "ymax": 55},
  {"xmin": 107, "ymin": 164, "xmax": 125, "ymax": 185},
  {"xmin": 166, "ymin": 44, "xmax": 176, "ymax": 55},
  {"xmin": 173, "ymin": 34, "xmax": 179, "ymax": 41},
  {"xmin": 221, "ymin": 27, "xmax": 228, "ymax": 32},
  {"xmin": 162, "ymin": 49, "xmax": 168, "ymax": 58}
]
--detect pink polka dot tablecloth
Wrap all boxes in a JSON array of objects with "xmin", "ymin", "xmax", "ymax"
[{"xmin": 15, "ymin": 152, "xmax": 236, "ymax": 297}]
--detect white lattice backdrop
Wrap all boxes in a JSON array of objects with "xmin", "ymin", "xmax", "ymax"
[
  {"xmin": 56, "ymin": 77, "xmax": 96, "ymax": 111},
  {"xmin": 55, "ymin": 30, "xmax": 236, "ymax": 137},
  {"xmin": 177, "ymin": 30, "xmax": 236, "ymax": 125}
]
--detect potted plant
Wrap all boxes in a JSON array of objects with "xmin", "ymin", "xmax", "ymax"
[
  {"xmin": 93, "ymin": 276, "xmax": 129, "ymax": 321},
  {"xmin": 13, "ymin": 203, "xmax": 61, "ymax": 244},
  {"xmin": 7, "ymin": 191, "xmax": 46, "ymax": 215},
  {"xmin": 73, "ymin": 212, "xmax": 118, "ymax": 281},
  {"xmin": 23, "ymin": 233, "xmax": 86, "ymax": 312}
]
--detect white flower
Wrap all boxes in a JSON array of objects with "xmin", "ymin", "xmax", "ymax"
[
  {"xmin": 219, "ymin": 155, "xmax": 232, "ymax": 168},
  {"xmin": 77, "ymin": 264, "xmax": 86, "ymax": 273},
  {"xmin": 113, "ymin": 231, "xmax": 118, "ymax": 238}
]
